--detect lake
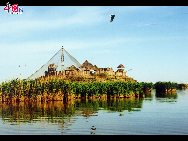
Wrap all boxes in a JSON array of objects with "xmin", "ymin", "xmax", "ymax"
[{"xmin": 0, "ymin": 89, "xmax": 188, "ymax": 135}]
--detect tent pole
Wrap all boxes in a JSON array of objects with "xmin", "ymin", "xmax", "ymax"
[{"xmin": 61, "ymin": 46, "xmax": 64, "ymax": 72}]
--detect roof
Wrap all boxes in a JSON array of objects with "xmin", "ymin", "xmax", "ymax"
[
  {"xmin": 66, "ymin": 65, "xmax": 78, "ymax": 70},
  {"xmin": 117, "ymin": 64, "xmax": 125, "ymax": 68},
  {"xmin": 48, "ymin": 63, "xmax": 57, "ymax": 68},
  {"xmin": 93, "ymin": 65, "xmax": 99, "ymax": 70},
  {"xmin": 79, "ymin": 60, "xmax": 98, "ymax": 70}
]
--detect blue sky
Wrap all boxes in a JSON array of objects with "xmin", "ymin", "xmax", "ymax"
[{"xmin": 0, "ymin": 6, "xmax": 188, "ymax": 83}]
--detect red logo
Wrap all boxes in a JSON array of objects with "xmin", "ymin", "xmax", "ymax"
[{"xmin": 4, "ymin": 2, "xmax": 23, "ymax": 14}]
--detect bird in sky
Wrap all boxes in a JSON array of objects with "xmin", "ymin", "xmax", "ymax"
[{"xmin": 110, "ymin": 14, "xmax": 115, "ymax": 22}]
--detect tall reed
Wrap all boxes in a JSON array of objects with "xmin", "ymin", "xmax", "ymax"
[{"xmin": 1, "ymin": 79, "xmax": 184, "ymax": 102}]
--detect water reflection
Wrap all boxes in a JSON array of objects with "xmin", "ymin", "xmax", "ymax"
[
  {"xmin": 0, "ymin": 98, "xmax": 144, "ymax": 124},
  {"xmin": 0, "ymin": 90, "xmax": 188, "ymax": 135},
  {"xmin": 0, "ymin": 91, "xmax": 179, "ymax": 124},
  {"xmin": 144, "ymin": 93, "xmax": 153, "ymax": 101},
  {"xmin": 0, "ymin": 101, "xmax": 76, "ymax": 123},
  {"xmin": 155, "ymin": 92, "xmax": 178, "ymax": 103},
  {"xmin": 0, "ymin": 90, "xmax": 187, "ymax": 135},
  {"xmin": 0, "ymin": 91, "xmax": 180, "ymax": 133}
]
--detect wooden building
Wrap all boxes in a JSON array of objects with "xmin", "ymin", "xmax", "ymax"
[
  {"xmin": 117, "ymin": 64, "xmax": 125, "ymax": 72},
  {"xmin": 79, "ymin": 60, "xmax": 98, "ymax": 75},
  {"xmin": 44, "ymin": 61, "xmax": 127, "ymax": 78},
  {"xmin": 45, "ymin": 63, "xmax": 58, "ymax": 76},
  {"xmin": 65, "ymin": 65, "xmax": 79, "ymax": 75}
]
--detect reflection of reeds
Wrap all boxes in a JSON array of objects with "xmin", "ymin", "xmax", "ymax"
[
  {"xmin": 155, "ymin": 91, "xmax": 178, "ymax": 99},
  {"xmin": 0, "ymin": 101, "xmax": 74, "ymax": 124},
  {"xmin": 0, "ymin": 99, "xmax": 144, "ymax": 124}
]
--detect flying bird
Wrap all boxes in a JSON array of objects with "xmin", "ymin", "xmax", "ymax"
[{"xmin": 110, "ymin": 14, "xmax": 115, "ymax": 22}]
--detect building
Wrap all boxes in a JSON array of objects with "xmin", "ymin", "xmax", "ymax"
[
  {"xmin": 79, "ymin": 60, "xmax": 98, "ymax": 70},
  {"xmin": 117, "ymin": 64, "xmax": 125, "ymax": 72},
  {"xmin": 98, "ymin": 67, "xmax": 114, "ymax": 76},
  {"xmin": 116, "ymin": 64, "xmax": 126, "ymax": 76},
  {"xmin": 78, "ymin": 60, "xmax": 126, "ymax": 77},
  {"xmin": 44, "ymin": 61, "xmax": 126, "ymax": 78},
  {"xmin": 79, "ymin": 60, "xmax": 98, "ymax": 76},
  {"xmin": 65, "ymin": 65, "xmax": 79, "ymax": 75},
  {"xmin": 45, "ymin": 63, "xmax": 58, "ymax": 76}
]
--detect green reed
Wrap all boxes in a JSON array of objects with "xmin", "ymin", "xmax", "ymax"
[
  {"xmin": 2, "ymin": 79, "xmax": 180, "ymax": 102},
  {"xmin": 154, "ymin": 81, "xmax": 180, "ymax": 92}
]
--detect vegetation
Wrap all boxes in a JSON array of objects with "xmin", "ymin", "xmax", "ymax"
[
  {"xmin": 140, "ymin": 82, "xmax": 154, "ymax": 93},
  {"xmin": 154, "ymin": 81, "xmax": 186, "ymax": 92},
  {"xmin": 178, "ymin": 83, "xmax": 187, "ymax": 90},
  {"xmin": 0, "ymin": 78, "xmax": 186, "ymax": 103},
  {"xmin": 0, "ymin": 78, "xmax": 154, "ymax": 102}
]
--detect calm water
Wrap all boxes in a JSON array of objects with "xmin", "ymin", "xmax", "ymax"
[{"xmin": 0, "ymin": 89, "xmax": 188, "ymax": 135}]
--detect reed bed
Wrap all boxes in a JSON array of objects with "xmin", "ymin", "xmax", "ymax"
[
  {"xmin": 154, "ymin": 81, "xmax": 186, "ymax": 92},
  {"xmin": 0, "ymin": 79, "xmax": 186, "ymax": 103},
  {"xmin": 0, "ymin": 79, "xmax": 155, "ymax": 102}
]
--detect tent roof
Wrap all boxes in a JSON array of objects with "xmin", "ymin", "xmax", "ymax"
[
  {"xmin": 79, "ymin": 60, "xmax": 98, "ymax": 70},
  {"xmin": 117, "ymin": 64, "xmax": 125, "ymax": 68},
  {"xmin": 66, "ymin": 65, "xmax": 78, "ymax": 70}
]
